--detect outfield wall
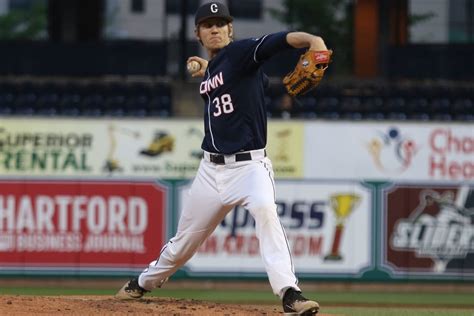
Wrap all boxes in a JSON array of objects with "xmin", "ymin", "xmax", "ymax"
[{"xmin": 0, "ymin": 118, "xmax": 472, "ymax": 280}]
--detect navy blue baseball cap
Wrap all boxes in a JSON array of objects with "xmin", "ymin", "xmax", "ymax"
[{"xmin": 195, "ymin": 2, "xmax": 233, "ymax": 26}]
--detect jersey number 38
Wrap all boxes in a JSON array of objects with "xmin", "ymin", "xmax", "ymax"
[{"xmin": 212, "ymin": 94, "xmax": 234, "ymax": 117}]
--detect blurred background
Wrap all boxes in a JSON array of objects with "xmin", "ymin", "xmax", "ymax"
[
  {"xmin": 0, "ymin": 0, "xmax": 472, "ymax": 290},
  {"xmin": 0, "ymin": 0, "xmax": 472, "ymax": 119}
]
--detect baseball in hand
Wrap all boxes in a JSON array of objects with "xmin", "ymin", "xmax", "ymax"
[{"xmin": 187, "ymin": 60, "xmax": 201, "ymax": 74}]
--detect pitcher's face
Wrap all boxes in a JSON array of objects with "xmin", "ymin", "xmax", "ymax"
[{"xmin": 196, "ymin": 18, "xmax": 233, "ymax": 53}]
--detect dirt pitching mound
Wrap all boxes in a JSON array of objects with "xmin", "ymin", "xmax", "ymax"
[{"xmin": 0, "ymin": 295, "xmax": 334, "ymax": 315}]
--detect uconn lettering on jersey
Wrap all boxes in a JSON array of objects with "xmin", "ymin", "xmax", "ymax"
[{"xmin": 200, "ymin": 72, "xmax": 224, "ymax": 94}]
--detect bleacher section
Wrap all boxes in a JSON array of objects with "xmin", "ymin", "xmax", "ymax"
[
  {"xmin": 266, "ymin": 81, "xmax": 474, "ymax": 121},
  {"xmin": 0, "ymin": 79, "xmax": 172, "ymax": 117},
  {"xmin": 0, "ymin": 79, "xmax": 472, "ymax": 121}
]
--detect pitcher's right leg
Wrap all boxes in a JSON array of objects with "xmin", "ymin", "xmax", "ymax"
[{"xmin": 118, "ymin": 160, "xmax": 230, "ymax": 296}]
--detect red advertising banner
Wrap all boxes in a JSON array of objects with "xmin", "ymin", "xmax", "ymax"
[
  {"xmin": 0, "ymin": 180, "xmax": 167, "ymax": 270},
  {"xmin": 383, "ymin": 184, "xmax": 474, "ymax": 277}
]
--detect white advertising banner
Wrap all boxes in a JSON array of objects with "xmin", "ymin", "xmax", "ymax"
[
  {"xmin": 181, "ymin": 180, "xmax": 372, "ymax": 276},
  {"xmin": 0, "ymin": 118, "xmax": 203, "ymax": 178},
  {"xmin": 305, "ymin": 122, "xmax": 473, "ymax": 182},
  {"xmin": 2, "ymin": 119, "xmax": 470, "ymax": 181},
  {"xmin": 0, "ymin": 118, "xmax": 304, "ymax": 179}
]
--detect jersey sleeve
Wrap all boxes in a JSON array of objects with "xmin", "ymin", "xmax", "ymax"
[{"xmin": 226, "ymin": 31, "xmax": 292, "ymax": 72}]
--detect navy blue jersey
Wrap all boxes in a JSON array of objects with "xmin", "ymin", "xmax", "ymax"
[{"xmin": 199, "ymin": 31, "xmax": 292, "ymax": 154}]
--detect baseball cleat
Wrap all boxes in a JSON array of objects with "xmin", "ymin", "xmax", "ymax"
[
  {"xmin": 282, "ymin": 288, "xmax": 319, "ymax": 315},
  {"xmin": 115, "ymin": 277, "xmax": 149, "ymax": 300}
]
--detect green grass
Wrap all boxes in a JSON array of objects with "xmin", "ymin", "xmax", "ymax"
[
  {"xmin": 153, "ymin": 289, "xmax": 474, "ymax": 307},
  {"xmin": 0, "ymin": 287, "xmax": 112, "ymax": 296},
  {"xmin": 323, "ymin": 307, "xmax": 474, "ymax": 316},
  {"xmin": 1, "ymin": 287, "xmax": 473, "ymax": 316},
  {"xmin": 311, "ymin": 291, "xmax": 473, "ymax": 306}
]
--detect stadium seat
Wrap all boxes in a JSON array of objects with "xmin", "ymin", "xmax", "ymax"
[
  {"xmin": 103, "ymin": 95, "xmax": 126, "ymax": 117},
  {"xmin": 361, "ymin": 97, "xmax": 384, "ymax": 120},
  {"xmin": 36, "ymin": 93, "xmax": 59, "ymax": 116},
  {"xmin": 0, "ymin": 93, "xmax": 13, "ymax": 115},
  {"xmin": 80, "ymin": 94, "xmax": 104, "ymax": 116},
  {"xmin": 452, "ymin": 98, "xmax": 473, "ymax": 121},
  {"xmin": 124, "ymin": 95, "xmax": 148, "ymax": 117},
  {"xmin": 340, "ymin": 96, "xmax": 362, "ymax": 119},
  {"xmin": 13, "ymin": 92, "xmax": 37, "ymax": 115},
  {"xmin": 58, "ymin": 93, "xmax": 81, "ymax": 116}
]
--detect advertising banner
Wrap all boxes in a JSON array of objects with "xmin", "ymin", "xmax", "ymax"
[
  {"xmin": 0, "ymin": 118, "xmax": 203, "ymax": 179},
  {"xmin": 180, "ymin": 180, "xmax": 372, "ymax": 276},
  {"xmin": 382, "ymin": 183, "xmax": 474, "ymax": 278},
  {"xmin": 266, "ymin": 122, "xmax": 304, "ymax": 179},
  {"xmin": 0, "ymin": 118, "xmax": 305, "ymax": 179},
  {"xmin": 0, "ymin": 180, "xmax": 167, "ymax": 272},
  {"xmin": 305, "ymin": 122, "xmax": 473, "ymax": 181}
]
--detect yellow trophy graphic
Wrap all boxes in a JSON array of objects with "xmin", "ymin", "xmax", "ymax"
[{"xmin": 324, "ymin": 193, "xmax": 360, "ymax": 261}]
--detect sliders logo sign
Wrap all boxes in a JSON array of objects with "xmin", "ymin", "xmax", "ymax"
[{"xmin": 384, "ymin": 185, "xmax": 474, "ymax": 275}]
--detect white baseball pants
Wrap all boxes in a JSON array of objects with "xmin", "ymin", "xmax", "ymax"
[{"xmin": 138, "ymin": 149, "xmax": 300, "ymax": 297}]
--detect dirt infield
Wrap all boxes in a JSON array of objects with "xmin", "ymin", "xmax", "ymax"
[
  {"xmin": 1, "ymin": 280, "xmax": 473, "ymax": 315},
  {"xmin": 0, "ymin": 295, "xmax": 334, "ymax": 315}
]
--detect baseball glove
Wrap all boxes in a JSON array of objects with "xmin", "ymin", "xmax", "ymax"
[{"xmin": 283, "ymin": 50, "xmax": 332, "ymax": 97}]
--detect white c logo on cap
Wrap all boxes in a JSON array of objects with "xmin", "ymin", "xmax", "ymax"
[{"xmin": 210, "ymin": 4, "xmax": 218, "ymax": 13}]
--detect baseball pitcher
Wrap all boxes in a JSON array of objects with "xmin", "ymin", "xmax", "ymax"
[{"xmin": 117, "ymin": 2, "xmax": 331, "ymax": 315}]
